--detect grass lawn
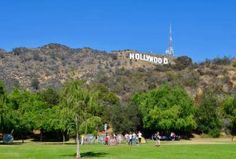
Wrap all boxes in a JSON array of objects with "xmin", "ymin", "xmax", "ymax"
[{"xmin": 0, "ymin": 140, "xmax": 236, "ymax": 159}]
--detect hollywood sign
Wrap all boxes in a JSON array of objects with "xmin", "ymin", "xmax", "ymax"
[{"xmin": 129, "ymin": 53, "xmax": 169, "ymax": 64}]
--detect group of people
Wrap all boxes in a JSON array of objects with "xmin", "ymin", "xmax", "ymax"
[
  {"xmin": 124, "ymin": 131, "xmax": 143, "ymax": 145},
  {"xmin": 80, "ymin": 131, "xmax": 178, "ymax": 147},
  {"xmin": 104, "ymin": 133, "xmax": 118, "ymax": 145},
  {"xmin": 153, "ymin": 131, "xmax": 177, "ymax": 146},
  {"xmin": 102, "ymin": 131, "xmax": 176, "ymax": 146}
]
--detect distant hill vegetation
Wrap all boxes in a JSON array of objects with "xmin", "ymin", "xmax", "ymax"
[{"xmin": 0, "ymin": 43, "xmax": 235, "ymax": 101}]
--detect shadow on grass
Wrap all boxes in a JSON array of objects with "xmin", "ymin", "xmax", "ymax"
[
  {"xmin": 62, "ymin": 152, "xmax": 108, "ymax": 158},
  {"xmin": 81, "ymin": 152, "xmax": 108, "ymax": 158},
  {"xmin": 0, "ymin": 142, "xmax": 23, "ymax": 145},
  {"xmin": 28, "ymin": 141, "xmax": 77, "ymax": 145}
]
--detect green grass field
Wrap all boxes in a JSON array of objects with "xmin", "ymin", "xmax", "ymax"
[{"xmin": 0, "ymin": 140, "xmax": 236, "ymax": 159}]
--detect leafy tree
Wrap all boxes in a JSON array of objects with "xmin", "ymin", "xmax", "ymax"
[
  {"xmin": 79, "ymin": 116, "xmax": 102, "ymax": 135},
  {"xmin": 88, "ymin": 84, "xmax": 140, "ymax": 134},
  {"xmin": 195, "ymin": 91, "xmax": 221, "ymax": 137},
  {"xmin": 89, "ymin": 84, "xmax": 120, "ymax": 124},
  {"xmin": 38, "ymin": 87, "xmax": 60, "ymax": 108},
  {"xmin": 110, "ymin": 103, "xmax": 141, "ymax": 133},
  {"xmin": 60, "ymin": 80, "xmax": 101, "ymax": 159},
  {"xmin": 7, "ymin": 89, "xmax": 49, "ymax": 141},
  {"xmin": 7, "ymin": 89, "xmax": 31, "ymax": 142},
  {"xmin": 133, "ymin": 85, "xmax": 196, "ymax": 135},
  {"xmin": 51, "ymin": 105, "xmax": 74, "ymax": 143},
  {"xmin": 27, "ymin": 93, "xmax": 49, "ymax": 141},
  {"xmin": 0, "ymin": 81, "xmax": 10, "ymax": 133},
  {"xmin": 222, "ymin": 95, "xmax": 236, "ymax": 140}
]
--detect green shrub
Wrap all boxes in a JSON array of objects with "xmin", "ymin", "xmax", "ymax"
[
  {"xmin": 209, "ymin": 129, "xmax": 220, "ymax": 138},
  {"xmin": 212, "ymin": 57, "xmax": 231, "ymax": 65},
  {"xmin": 232, "ymin": 61, "xmax": 236, "ymax": 68},
  {"xmin": 174, "ymin": 56, "xmax": 193, "ymax": 70}
]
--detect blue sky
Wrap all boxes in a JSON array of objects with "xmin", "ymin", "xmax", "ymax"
[{"xmin": 0, "ymin": 0, "xmax": 235, "ymax": 62}]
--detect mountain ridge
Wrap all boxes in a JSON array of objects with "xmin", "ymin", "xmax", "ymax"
[{"xmin": 0, "ymin": 43, "xmax": 235, "ymax": 101}]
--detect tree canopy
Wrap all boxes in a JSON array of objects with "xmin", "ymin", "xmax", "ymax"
[
  {"xmin": 222, "ymin": 95, "xmax": 236, "ymax": 139},
  {"xmin": 195, "ymin": 90, "xmax": 221, "ymax": 137},
  {"xmin": 133, "ymin": 85, "xmax": 196, "ymax": 134}
]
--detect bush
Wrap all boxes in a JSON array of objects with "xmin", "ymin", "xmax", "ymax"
[
  {"xmin": 212, "ymin": 57, "xmax": 231, "ymax": 65},
  {"xmin": 195, "ymin": 90, "xmax": 221, "ymax": 136},
  {"xmin": 232, "ymin": 61, "xmax": 236, "ymax": 68},
  {"xmin": 174, "ymin": 56, "xmax": 193, "ymax": 70},
  {"xmin": 31, "ymin": 78, "xmax": 40, "ymax": 90},
  {"xmin": 0, "ymin": 49, "xmax": 5, "ymax": 58},
  {"xmin": 209, "ymin": 129, "xmax": 220, "ymax": 138}
]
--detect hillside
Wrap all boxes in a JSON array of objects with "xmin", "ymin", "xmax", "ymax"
[{"xmin": 0, "ymin": 43, "xmax": 235, "ymax": 101}]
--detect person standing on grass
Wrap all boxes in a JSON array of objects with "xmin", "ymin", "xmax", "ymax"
[
  {"xmin": 138, "ymin": 131, "xmax": 142, "ymax": 144},
  {"xmin": 155, "ymin": 131, "xmax": 161, "ymax": 147},
  {"xmin": 105, "ymin": 134, "xmax": 109, "ymax": 145},
  {"xmin": 128, "ymin": 132, "xmax": 132, "ymax": 145},
  {"xmin": 132, "ymin": 132, "xmax": 137, "ymax": 144},
  {"xmin": 81, "ymin": 134, "xmax": 84, "ymax": 145}
]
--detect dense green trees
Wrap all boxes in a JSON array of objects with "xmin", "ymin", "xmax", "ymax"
[
  {"xmin": 7, "ymin": 88, "xmax": 55, "ymax": 141},
  {"xmin": 195, "ymin": 91, "xmax": 221, "ymax": 137},
  {"xmin": 1, "ymin": 79, "xmax": 236, "ymax": 147},
  {"xmin": 0, "ymin": 80, "xmax": 117, "ymax": 143},
  {"xmin": 110, "ymin": 103, "xmax": 141, "ymax": 133},
  {"xmin": 133, "ymin": 85, "xmax": 196, "ymax": 135},
  {"xmin": 7, "ymin": 89, "xmax": 35, "ymax": 142},
  {"xmin": 222, "ymin": 95, "xmax": 236, "ymax": 140},
  {"xmin": 0, "ymin": 81, "xmax": 9, "ymax": 134}
]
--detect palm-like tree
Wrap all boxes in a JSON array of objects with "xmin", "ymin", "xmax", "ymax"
[{"xmin": 61, "ymin": 80, "xmax": 98, "ymax": 159}]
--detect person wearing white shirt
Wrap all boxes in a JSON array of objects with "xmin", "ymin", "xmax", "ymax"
[{"xmin": 138, "ymin": 131, "xmax": 142, "ymax": 144}]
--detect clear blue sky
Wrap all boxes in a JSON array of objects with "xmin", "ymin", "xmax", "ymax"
[{"xmin": 0, "ymin": 0, "xmax": 235, "ymax": 62}]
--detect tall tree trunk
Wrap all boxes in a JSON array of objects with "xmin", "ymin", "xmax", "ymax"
[
  {"xmin": 76, "ymin": 132, "xmax": 81, "ymax": 159},
  {"xmin": 40, "ymin": 129, "xmax": 43, "ymax": 142},
  {"xmin": 62, "ymin": 131, "xmax": 65, "ymax": 144},
  {"xmin": 21, "ymin": 133, "xmax": 24, "ymax": 143},
  {"xmin": 75, "ymin": 116, "xmax": 81, "ymax": 159}
]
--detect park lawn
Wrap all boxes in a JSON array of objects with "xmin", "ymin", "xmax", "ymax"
[{"xmin": 0, "ymin": 141, "xmax": 236, "ymax": 159}]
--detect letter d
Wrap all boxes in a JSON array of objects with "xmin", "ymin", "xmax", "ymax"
[{"xmin": 163, "ymin": 58, "xmax": 169, "ymax": 64}]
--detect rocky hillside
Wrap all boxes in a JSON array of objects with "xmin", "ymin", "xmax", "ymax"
[{"xmin": 0, "ymin": 43, "xmax": 235, "ymax": 101}]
